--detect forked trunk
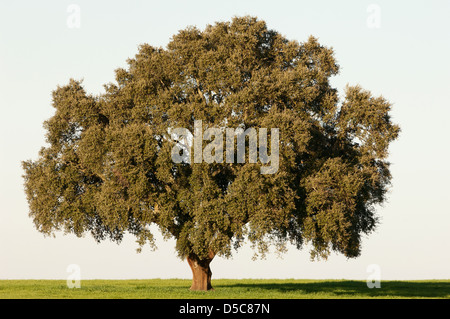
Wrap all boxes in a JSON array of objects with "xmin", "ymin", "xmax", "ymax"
[{"xmin": 187, "ymin": 251, "xmax": 215, "ymax": 291}]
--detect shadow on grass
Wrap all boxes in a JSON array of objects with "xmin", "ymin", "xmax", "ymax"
[{"xmin": 222, "ymin": 280, "xmax": 450, "ymax": 298}]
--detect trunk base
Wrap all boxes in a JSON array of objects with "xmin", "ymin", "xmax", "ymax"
[{"xmin": 187, "ymin": 252, "xmax": 214, "ymax": 291}]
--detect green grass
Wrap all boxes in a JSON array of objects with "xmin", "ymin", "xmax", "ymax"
[{"xmin": 0, "ymin": 279, "xmax": 449, "ymax": 299}]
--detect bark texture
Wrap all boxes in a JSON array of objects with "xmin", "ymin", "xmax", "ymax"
[{"xmin": 187, "ymin": 251, "xmax": 214, "ymax": 291}]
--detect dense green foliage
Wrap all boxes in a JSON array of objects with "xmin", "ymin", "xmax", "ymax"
[{"xmin": 22, "ymin": 16, "xmax": 399, "ymax": 264}]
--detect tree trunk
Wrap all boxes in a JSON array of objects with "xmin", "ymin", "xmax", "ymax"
[{"xmin": 187, "ymin": 251, "xmax": 215, "ymax": 291}]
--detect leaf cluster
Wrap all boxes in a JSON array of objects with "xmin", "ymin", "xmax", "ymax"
[{"xmin": 22, "ymin": 16, "xmax": 399, "ymax": 260}]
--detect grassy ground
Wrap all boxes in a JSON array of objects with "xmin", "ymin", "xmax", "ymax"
[{"xmin": 1, "ymin": 279, "xmax": 449, "ymax": 299}]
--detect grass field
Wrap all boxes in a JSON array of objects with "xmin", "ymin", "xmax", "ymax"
[{"xmin": 0, "ymin": 279, "xmax": 449, "ymax": 299}]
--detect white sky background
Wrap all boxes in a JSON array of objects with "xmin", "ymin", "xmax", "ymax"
[{"xmin": 0, "ymin": 0, "xmax": 449, "ymax": 280}]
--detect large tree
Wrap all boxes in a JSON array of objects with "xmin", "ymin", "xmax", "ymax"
[{"xmin": 22, "ymin": 16, "xmax": 399, "ymax": 290}]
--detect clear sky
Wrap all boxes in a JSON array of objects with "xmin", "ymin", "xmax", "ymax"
[{"xmin": 1, "ymin": 0, "xmax": 449, "ymax": 280}]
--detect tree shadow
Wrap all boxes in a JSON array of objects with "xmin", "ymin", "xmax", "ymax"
[{"xmin": 225, "ymin": 280, "xmax": 450, "ymax": 298}]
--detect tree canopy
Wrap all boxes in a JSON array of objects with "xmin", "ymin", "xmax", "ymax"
[{"xmin": 22, "ymin": 16, "xmax": 399, "ymax": 290}]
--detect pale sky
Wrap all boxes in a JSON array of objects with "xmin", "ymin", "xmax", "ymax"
[{"xmin": 1, "ymin": 0, "xmax": 449, "ymax": 280}]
